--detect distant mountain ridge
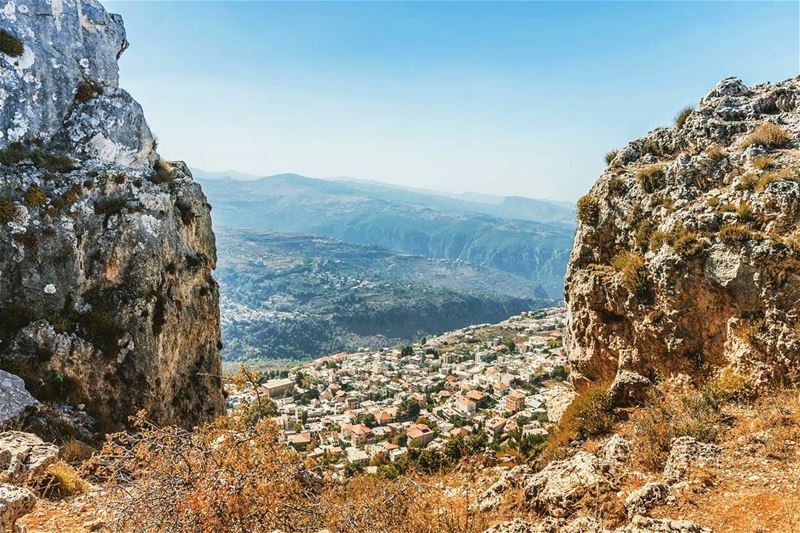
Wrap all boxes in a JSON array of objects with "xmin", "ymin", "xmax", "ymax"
[
  {"xmin": 198, "ymin": 171, "xmax": 575, "ymax": 298},
  {"xmin": 191, "ymin": 168, "xmax": 575, "ymax": 224}
]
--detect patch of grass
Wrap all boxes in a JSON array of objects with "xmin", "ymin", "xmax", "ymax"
[
  {"xmin": 540, "ymin": 384, "xmax": 615, "ymax": 465},
  {"xmin": 736, "ymin": 173, "xmax": 759, "ymax": 191},
  {"xmin": 0, "ymin": 29, "xmax": 23, "ymax": 58},
  {"xmin": 35, "ymin": 461, "xmax": 89, "ymax": 498},
  {"xmin": 751, "ymin": 155, "xmax": 773, "ymax": 171},
  {"xmin": 705, "ymin": 144, "xmax": 725, "ymax": 162},
  {"xmin": 720, "ymin": 223, "xmax": 754, "ymax": 244},
  {"xmin": 604, "ymin": 149, "xmax": 618, "ymax": 165},
  {"xmin": 741, "ymin": 123, "xmax": 792, "ymax": 149},
  {"xmin": 24, "ymin": 185, "xmax": 47, "ymax": 207},
  {"xmin": 60, "ymin": 439, "xmax": 96, "ymax": 465},
  {"xmin": 703, "ymin": 367, "xmax": 755, "ymax": 404},
  {"xmin": 75, "ymin": 82, "xmax": 103, "ymax": 103},
  {"xmin": 705, "ymin": 197, "xmax": 720, "ymax": 208},
  {"xmin": 736, "ymin": 202, "xmax": 754, "ymax": 223},
  {"xmin": 719, "ymin": 202, "xmax": 737, "ymax": 213},
  {"xmin": 607, "ymin": 176, "xmax": 626, "ymax": 196},
  {"xmin": 611, "ymin": 251, "xmax": 648, "ymax": 295},
  {"xmin": 0, "ymin": 197, "xmax": 15, "ymax": 224},
  {"xmin": 631, "ymin": 382, "xmax": 722, "ymax": 472},
  {"xmin": 577, "ymin": 194, "xmax": 600, "ymax": 226},
  {"xmin": 756, "ymin": 167, "xmax": 799, "ymax": 192},
  {"xmin": 636, "ymin": 163, "xmax": 665, "ymax": 193},
  {"xmin": 674, "ymin": 106, "xmax": 693, "ymax": 129},
  {"xmin": 738, "ymin": 317, "xmax": 765, "ymax": 345},
  {"xmin": 634, "ymin": 218, "xmax": 658, "ymax": 252}
]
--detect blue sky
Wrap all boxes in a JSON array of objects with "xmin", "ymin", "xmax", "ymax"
[{"xmin": 106, "ymin": 1, "xmax": 799, "ymax": 201}]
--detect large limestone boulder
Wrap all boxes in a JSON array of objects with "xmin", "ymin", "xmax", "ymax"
[
  {"xmin": 0, "ymin": 482, "xmax": 35, "ymax": 532},
  {"xmin": 0, "ymin": 0, "xmax": 223, "ymax": 427},
  {"xmin": 662, "ymin": 436, "xmax": 720, "ymax": 484},
  {"xmin": 0, "ymin": 431, "xmax": 58, "ymax": 483},
  {"xmin": 565, "ymin": 76, "xmax": 800, "ymax": 394}
]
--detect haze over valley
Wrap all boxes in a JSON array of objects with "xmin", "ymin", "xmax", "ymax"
[{"xmin": 197, "ymin": 171, "xmax": 575, "ymax": 364}]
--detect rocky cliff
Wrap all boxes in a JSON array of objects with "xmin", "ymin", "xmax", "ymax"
[
  {"xmin": 565, "ymin": 76, "xmax": 800, "ymax": 403},
  {"xmin": 0, "ymin": 0, "xmax": 224, "ymax": 427}
]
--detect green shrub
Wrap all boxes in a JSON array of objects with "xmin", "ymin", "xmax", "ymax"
[
  {"xmin": 29, "ymin": 151, "xmax": 75, "ymax": 173},
  {"xmin": 24, "ymin": 185, "xmax": 47, "ymax": 207},
  {"xmin": 720, "ymin": 223, "xmax": 753, "ymax": 244},
  {"xmin": 0, "ymin": 142, "xmax": 27, "ymax": 165},
  {"xmin": 0, "ymin": 197, "xmax": 14, "ymax": 224},
  {"xmin": 702, "ymin": 367, "xmax": 755, "ymax": 404},
  {"xmin": 577, "ymin": 194, "xmax": 600, "ymax": 226},
  {"xmin": 604, "ymin": 149, "xmax": 618, "ymax": 165},
  {"xmin": 741, "ymin": 123, "xmax": 792, "ymax": 149},
  {"xmin": 636, "ymin": 164, "xmax": 665, "ymax": 193},
  {"xmin": 0, "ymin": 29, "xmax": 23, "ymax": 57},
  {"xmin": 611, "ymin": 251, "xmax": 648, "ymax": 295},
  {"xmin": 674, "ymin": 106, "xmax": 693, "ymax": 129}
]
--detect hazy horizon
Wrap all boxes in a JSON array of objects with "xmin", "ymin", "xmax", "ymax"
[{"xmin": 108, "ymin": 1, "xmax": 798, "ymax": 202}]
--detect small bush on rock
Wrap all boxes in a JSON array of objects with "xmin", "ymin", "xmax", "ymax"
[
  {"xmin": 35, "ymin": 461, "xmax": 89, "ymax": 498},
  {"xmin": 75, "ymin": 82, "xmax": 103, "ymax": 103},
  {"xmin": 607, "ymin": 176, "xmax": 626, "ymax": 196},
  {"xmin": 0, "ymin": 197, "xmax": 15, "ymax": 224},
  {"xmin": 611, "ymin": 251, "xmax": 648, "ymax": 296},
  {"xmin": 736, "ymin": 173, "xmax": 759, "ymax": 191},
  {"xmin": 751, "ymin": 155, "xmax": 773, "ymax": 170},
  {"xmin": 720, "ymin": 223, "xmax": 754, "ymax": 244},
  {"xmin": 741, "ymin": 123, "xmax": 792, "ymax": 149},
  {"xmin": 674, "ymin": 106, "xmax": 693, "ymax": 129},
  {"xmin": 0, "ymin": 29, "xmax": 23, "ymax": 57},
  {"xmin": 577, "ymin": 194, "xmax": 600, "ymax": 226},
  {"xmin": 636, "ymin": 164, "xmax": 665, "ymax": 193},
  {"xmin": 150, "ymin": 160, "xmax": 175, "ymax": 184},
  {"xmin": 24, "ymin": 185, "xmax": 47, "ymax": 207},
  {"xmin": 604, "ymin": 149, "xmax": 618, "ymax": 165}
]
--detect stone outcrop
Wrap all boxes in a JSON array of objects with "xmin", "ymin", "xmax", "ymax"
[
  {"xmin": 565, "ymin": 76, "xmax": 800, "ymax": 397},
  {"xmin": 0, "ymin": 431, "xmax": 58, "ymax": 484},
  {"xmin": 0, "ymin": 482, "xmax": 35, "ymax": 532},
  {"xmin": 662, "ymin": 436, "xmax": 720, "ymax": 484},
  {"xmin": 0, "ymin": 0, "xmax": 223, "ymax": 427},
  {"xmin": 0, "ymin": 371, "xmax": 37, "ymax": 425}
]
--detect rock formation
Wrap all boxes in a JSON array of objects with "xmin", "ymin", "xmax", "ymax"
[
  {"xmin": 0, "ymin": 0, "xmax": 224, "ymax": 427},
  {"xmin": 565, "ymin": 76, "xmax": 800, "ymax": 399}
]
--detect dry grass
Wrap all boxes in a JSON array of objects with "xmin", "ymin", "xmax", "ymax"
[
  {"xmin": 605, "ymin": 149, "xmax": 618, "ymax": 165},
  {"xmin": 736, "ymin": 202, "xmax": 753, "ymax": 223},
  {"xmin": 720, "ymin": 223, "xmax": 754, "ymax": 244},
  {"xmin": 741, "ymin": 123, "xmax": 792, "ymax": 149},
  {"xmin": 35, "ymin": 461, "xmax": 89, "ymax": 499},
  {"xmin": 611, "ymin": 251, "xmax": 649, "ymax": 295},
  {"xmin": 756, "ymin": 167, "xmax": 799, "ymax": 192},
  {"xmin": 0, "ymin": 197, "xmax": 15, "ymax": 224},
  {"xmin": 75, "ymin": 82, "xmax": 103, "ymax": 103},
  {"xmin": 751, "ymin": 155, "xmax": 773, "ymax": 170},
  {"xmin": 540, "ymin": 384, "xmax": 615, "ymax": 465},
  {"xmin": 705, "ymin": 197, "xmax": 720, "ymax": 208},
  {"xmin": 60, "ymin": 439, "xmax": 95, "ymax": 466},
  {"xmin": 736, "ymin": 172, "xmax": 759, "ymax": 191},
  {"xmin": 24, "ymin": 185, "xmax": 47, "ymax": 208},
  {"xmin": 607, "ymin": 176, "xmax": 625, "ymax": 196},
  {"xmin": 636, "ymin": 164, "xmax": 666, "ymax": 193},
  {"xmin": 150, "ymin": 160, "xmax": 175, "ymax": 184},
  {"xmin": 705, "ymin": 144, "xmax": 725, "ymax": 161}
]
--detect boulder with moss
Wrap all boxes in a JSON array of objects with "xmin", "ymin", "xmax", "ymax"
[
  {"xmin": 565, "ymin": 76, "xmax": 800, "ymax": 400},
  {"xmin": 0, "ymin": 0, "xmax": 224, "ymax": 428}
]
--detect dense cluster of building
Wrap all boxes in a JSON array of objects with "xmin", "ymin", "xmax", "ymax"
[{"xmin": 227, "ymin": 308, "xmax": 572, "ymax": 475}]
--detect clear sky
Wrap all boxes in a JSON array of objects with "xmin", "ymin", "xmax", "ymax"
[{"xmin": 105, "ymin": 1, "xmax": 799, "ymax": 202}]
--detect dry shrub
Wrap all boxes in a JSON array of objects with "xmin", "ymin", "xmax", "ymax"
[
  {"xmin": 631, "ymin": 381, "xmax": 722, "ymax": 472},
  {"xmin": 150, "ymin": 160, "xmax": 175, "ymax": 184},
  {"xmin": 577, "ymin": 194, "xmax": 600, "ymax": 226},
  {"xmin": 24, "ymin": 185, "xmax": 47, "ymax": 208},
  {"xmin": 741, "ymin": 123, "xmax": 792, "ymax": 149},
  {"xmin": 705, "ymin": 196, "xmax": 720, "ymax": 208},
  {"xmin": 737, "ymin": 172, "xmax": 759, "ymax": 191},
  {"xmin": 736, "ymin": 202, "xmax": 754, "ymax": 223},
  {"xmin": 0, "ymin": 29, "xmax": 23, "ymax": 57},
  {"xmin": 0, "ymin": 197, "xmax": 15, "ymax": 224},
  {"xmin": 36, "ymin": 461, "xmax": 89, "ymax": 498},
  {"xmin": 751, "ymin": 155, "xmax": 773, "ymax": 170},
  {"xmin": 607, "ymin": 176, "xmax": 626, "ymax": 196},
  {"xmin": 320, "ymin": 474, "xmax": 492, "ymax": 533},
  {"xmin": 757, "ymin": 167, "xmax": 799, "ymax": 192},
  {"xmin": 605, "ymin": 149, "xmax": 618, "ymax": 165},
  {"xmin": 636, "ymin": 164, "xmax": 665, "ymax": 193},
  {"xmin": 91, "ymin": 413, "xmax": 321, "ymax": 532},
  {"xmin": 705, "ymin": 144, "xmax": 725, "ymax": 161},
  {"xmin": 540, "ymin": 384, "xmax": 615, "ymax": 465},
  {"xmin": 60, "ymin": 438, "xmax": 95, "ymax": 465},
  {"xmin": 89, "ymin": 410, "xmax": 494, "ymax": 533},
  {"xmin": 611, "ymin": 251, "xmax": 648, "ymax": 295},
  {"xmin": 720, "ymin": 223, "xmax": 754, "ymax": 244}
]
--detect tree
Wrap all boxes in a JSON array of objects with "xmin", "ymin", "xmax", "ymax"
[
  {"xmin": 362, "ymin": 413, "xmax": 377, "ymax": 428},
  {"xmin": 400, "ymin": 345, "xmax": 414, "ymax": 357},
  {"xmin": 400, "ymin": 398, "xmax": 420, "ymax": 421},
  {"xmin": 507, "ymin": 427, "xmax": 546, "ymax": 458},
  {"xmin": 507, "ymin": 340, "xmax": 516, "ymax": 353}
]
